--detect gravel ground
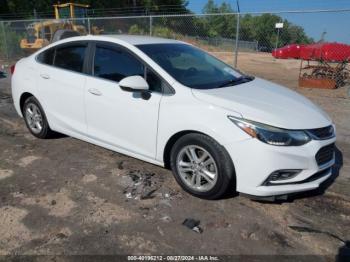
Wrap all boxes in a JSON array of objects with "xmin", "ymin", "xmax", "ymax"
[{"xmin": 0, "ymin": 55, "xmax": 349, "ymax": 260}]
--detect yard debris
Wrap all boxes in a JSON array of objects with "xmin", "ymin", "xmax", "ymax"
[
  {"xmin": 123, "ymin": 170, "xmax": 162, "ymax": 200},
  {"xmin": 117, "ymin": 160, "xmax": 124, "ymax": 170},
  {"xmin": 182, "ymin": 218, "xmax": 203, "ymax": 233},
  {"xmin": 125, "ymin": 192, "xmax": 133, "ymax": 199},
  {"xmin": 160, "ymin": 215, "xmax": 172, "ymax": 223}
]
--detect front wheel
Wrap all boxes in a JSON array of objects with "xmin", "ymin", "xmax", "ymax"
[{"xmin": 170, "ymin": 133, "xmax": 235, "ymax": 199}]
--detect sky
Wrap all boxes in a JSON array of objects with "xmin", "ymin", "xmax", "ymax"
[{"xmin": 187, "ymin": 0, "xmax": 350, "ymax": 43}]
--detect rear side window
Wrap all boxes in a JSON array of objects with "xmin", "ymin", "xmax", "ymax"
[
  {"xmin": 54, "ymin": 45, "xmax": 86, "ymax": 73},
  {"xmin": 37, "ymin": 48, "xmax": 55, "ymax": 65},
  {"xmin": 93, "ymin": 46, "xmax": 144, "ymax": 82}
]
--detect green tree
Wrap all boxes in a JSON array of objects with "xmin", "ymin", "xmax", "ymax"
[
  {"xmin": 201, "ymin": 0, "xmax": 236, "ymax": 38},
  {"xmin": 199, "ymin": 0, "xmax": 313, "ymax": 48}
]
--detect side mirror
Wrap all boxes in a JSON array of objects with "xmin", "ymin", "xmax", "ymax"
[{"xmin": 119, "ymin": 75, "xmax": 149, "ymax": 92}]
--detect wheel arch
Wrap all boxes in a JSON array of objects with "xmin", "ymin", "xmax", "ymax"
[
  {"xmin": 163, "ymin": 129, "xmax": 237, "ymax": 197},
  {"xmin": 162, "ymin": 129, "xmax": 236, "ymax": 171},
  {"xmin": 19, "ymin": 92, "xmax": 35, "ymax": 114},
  {"xmin": 163, "ymin": 130, "xmax": 206, "ymax": 169}
]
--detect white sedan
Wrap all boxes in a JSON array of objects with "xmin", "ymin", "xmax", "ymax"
[{"xmin": 11, "ymin": 35, "xmax": 336, "ymax": 200}]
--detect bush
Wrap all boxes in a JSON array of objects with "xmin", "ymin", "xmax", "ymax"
[
  {"xmin": 153, "ymin": 26, "xmax": 175, "ymax": 38},
  {"xmin": 128, "ymin": 24, "xmax": 145, "ymax": 35},
  {"xmin": 0, "ymin": 22, "xmax": 25, "ymax": 61}
]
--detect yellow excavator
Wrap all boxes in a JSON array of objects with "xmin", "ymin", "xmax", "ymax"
[{"xmin": 20, "ymin": 3, "xmax": 102, "ymax": 53}]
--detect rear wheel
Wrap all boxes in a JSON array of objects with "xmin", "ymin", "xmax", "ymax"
[
  {"xmin": 170, "ymin": 133, "xmax": 235, "ymax": 199},
  {"xmin": 23, "ymin": 96, "xmax": 54, "ymax": 139}
]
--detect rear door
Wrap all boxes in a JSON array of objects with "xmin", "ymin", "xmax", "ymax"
[
  {"xmin": 36, "ymin": 41, "xmax": 88, "ymax": 134},
  {"xmin": 84, "ymin": 42, "xmax": 164, "ymax": 159}
]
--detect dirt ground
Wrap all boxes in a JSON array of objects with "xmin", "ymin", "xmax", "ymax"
[{"xmin": 0, "ymin": 53, "xmax": 349, "ymax": 260}]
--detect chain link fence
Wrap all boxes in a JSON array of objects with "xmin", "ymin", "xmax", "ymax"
[{"xmin": 1, "ymin": 11, "xmax": 350, "ymax": 89}]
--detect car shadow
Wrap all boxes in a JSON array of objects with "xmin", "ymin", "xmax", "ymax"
[
  {"xmin": 337, "ymin": 241, "xmax": 350, "ymax": 262},
  {"xmin": 49, "ymin": 132, "xmax": 68, "ymax": 139},
  {"xmin": 247, "ymin": 145, "xmax": 343, "ymax": 204}
]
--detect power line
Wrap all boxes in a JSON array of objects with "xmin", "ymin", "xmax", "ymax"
[{"xmin": 0, "ymin": 4, "xmax": 189, "ymax": 19}]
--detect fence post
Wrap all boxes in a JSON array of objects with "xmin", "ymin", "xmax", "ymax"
[
  {"xmin": 1, "ymin": 21, "xmax": 9, "ymax": 64},
  {"xmin": 40, "ymin": 19, "xmax": 45, "ymax": 43},
  {"xmin": 234, "ymin": 13, "xmax": 240, "ymax": 68},
  {"xmin": 87, "ymin": 17, "xmax": 91, "ymax": 34},
  {"xmin": 149, "ymin": 16, "xmax": 153, "ymax": 36}
]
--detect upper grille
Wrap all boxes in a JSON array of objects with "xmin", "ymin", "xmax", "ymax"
[
  {"xmin": 307, "ymin": 125, "xmax": 335, "ymax": 140},
  {"xmin": 315, "ymin": 143, "xmax": 335, "ymax": 166}
]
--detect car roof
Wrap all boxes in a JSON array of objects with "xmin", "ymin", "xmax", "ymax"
[
  {"xmin": 61, "ymin": 34, "xmax": 184, "ymax": 46},
  {"xmin": 34, "ymin": 34, "xmax": 189, "ymax": 58},
  {"xmin": 98, "ymin": 34, "xmax": 182, "ymax": 45}
]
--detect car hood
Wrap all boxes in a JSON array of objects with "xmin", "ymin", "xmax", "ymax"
[{"xmin": 192, "ymin": 77, "xmax": 331, "ymax": 129}]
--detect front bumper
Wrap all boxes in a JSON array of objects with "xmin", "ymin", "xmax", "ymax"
[{"xmin": 224, "ymin": 136, "xmax": 336, "ymax": 197}]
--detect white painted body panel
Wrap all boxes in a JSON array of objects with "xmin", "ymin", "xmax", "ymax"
[
  {"xmin": 11, "ymin": 35, "xmax": 336, "ymax": 197},
  {"xmin": 192, "ymin": 78, "xmax": 331, "ymax": 129},
  {"xmin": 84, "ymin": 75, "xmax": 162, "ymax": 159},
  {"xmin": 36, "ymin": 64, "xmax": 87, "ymax": 135}
]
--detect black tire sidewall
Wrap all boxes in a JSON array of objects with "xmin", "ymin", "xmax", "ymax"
[{"xmin": 170, "ymin": 133, "xmax": 235, "ymax": 199}]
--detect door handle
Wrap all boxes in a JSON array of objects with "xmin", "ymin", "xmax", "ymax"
[
  {"xmin": 40, "ymin": 74, "xmax": 50, "ymax": 79},
  {"xmin": 88, "ymin": 88, "xmax": 102, "ymax": 96}
]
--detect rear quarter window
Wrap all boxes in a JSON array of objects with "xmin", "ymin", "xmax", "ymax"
[
  {"xmin": 54, "ymin": 45, "xmax": 86, "ymax": 73},
  {"xmin": 37, "ymin": 48, "xmax": 55, "ymax": 65}
]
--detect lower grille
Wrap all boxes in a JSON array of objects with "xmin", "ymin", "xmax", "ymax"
[{"xmin": 315, "ymin": 143, "xmax": 335, "ymax": 166}]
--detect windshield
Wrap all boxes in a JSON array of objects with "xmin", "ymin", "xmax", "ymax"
[{"xmin": 137, "ymin": 43, "xmax": 246, "ymax": 89}]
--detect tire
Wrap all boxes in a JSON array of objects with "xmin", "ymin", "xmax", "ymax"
[
  {"xmin": 170, "ymin": 133, "xmax": 235, "ymax": 199},
  {"xmin": 22, "ymin": 96, "xmax": 54, "ymax": 139}
]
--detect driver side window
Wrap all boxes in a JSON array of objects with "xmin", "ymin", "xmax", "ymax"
[
  {"xmin": 93, "ymin": 46, "xmax": 144, "ymax": 82},
  {"xmin": 93, "ymin": 44, "xmax": 164, "ymax": 93}
]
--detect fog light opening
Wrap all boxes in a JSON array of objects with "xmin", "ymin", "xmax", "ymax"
[{"xmin": 264, "ymin": 169, "xmax": 301, "ymax": 185}]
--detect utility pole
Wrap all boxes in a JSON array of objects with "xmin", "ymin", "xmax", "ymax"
[
  {"xmin": 275, "ymin": 27, "xmax": 280, "ymax": 49},
  {"xmin": 234, "ymin": 0, "xmax": 240, "ymax": 68},
  {"xmin": 275, "ymin": 22, "xmax": 284, "ymax": 49}
]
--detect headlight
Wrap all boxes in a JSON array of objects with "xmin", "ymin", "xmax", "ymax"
[{"xmin": 228, "ymin": 116, "xmax": 311, "ymax": 146}]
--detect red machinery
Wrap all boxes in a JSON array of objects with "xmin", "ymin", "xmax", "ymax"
[
  {"xmin": 272, "ymin": 42, "xmax": 350, "ymax": 89},
  {"xmin": 272, "ymin": 44, "xmax": 303, "ymax": 59}
]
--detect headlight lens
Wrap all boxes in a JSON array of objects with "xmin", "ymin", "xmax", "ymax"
[{"xmin": 228, "ymin": 116, "xmax": 311, "ymax": 146}]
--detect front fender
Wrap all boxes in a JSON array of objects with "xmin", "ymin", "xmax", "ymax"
[{"xmin": 156, "ymin": 89, "xmax": 251, "ymax": 162}]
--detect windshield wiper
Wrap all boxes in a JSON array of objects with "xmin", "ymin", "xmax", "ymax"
[{"xmin": 218, "ymin": 75, "xmax": 254, "ymax": 88}]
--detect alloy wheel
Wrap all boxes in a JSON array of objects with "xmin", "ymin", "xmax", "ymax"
[
  {"xmin": 176, "ymin": 145, "xmax": 218, "ymax": 192},
  {"xmin": 25, "ymin": 103, "xmax": 43, "ymax": 134}
]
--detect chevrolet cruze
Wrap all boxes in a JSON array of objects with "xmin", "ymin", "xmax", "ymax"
[{"xmin": 11, "ymin": 35, "xmax": 336, "ymax": 199}]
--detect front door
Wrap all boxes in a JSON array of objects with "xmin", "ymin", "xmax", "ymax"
[{"xmin": 85, "ymin": 43, "xmax": 163, "ymax": 159}]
